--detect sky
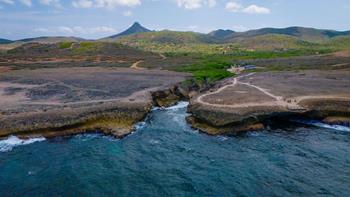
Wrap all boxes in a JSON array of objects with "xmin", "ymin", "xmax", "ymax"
[{"xmin": 1, "ymin": 0, "xmax": 350, "ymax": 40}]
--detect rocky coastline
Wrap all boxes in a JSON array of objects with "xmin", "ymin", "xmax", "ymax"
[
  {"xmin": 1, "ymin": 68, "xmax": 349, "ymax": 139},
  {"xmin": 0, "ymin": 67, "xmax": 191, "ymax": 139},
  {"xmin": 186, "ymin": 70, "xmax": 350, "ymax": 135}
]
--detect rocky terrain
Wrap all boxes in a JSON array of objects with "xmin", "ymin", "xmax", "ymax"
[
  {"xmin": 188, "ymin": 70, "xmax": 350, "ymax": 135},
  {"xmin": 0, "ymin": 67, "xmax": 190, "ymax": 138}
]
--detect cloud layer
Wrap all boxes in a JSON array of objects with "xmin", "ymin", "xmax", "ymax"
[
  {"xmin": 176, "ymin": 0, "xmax": 216, "ymax": 10},
  {"xmin": 35, "ymin": 26, "xmax": 117, "ymax": 34},
  {"xmin": 72, "ymin": 0, "xmax": 141, "ymax": 9},
  {"xmin": 225, "ymin": 1, "xmax": 270, "ymax": 14}
]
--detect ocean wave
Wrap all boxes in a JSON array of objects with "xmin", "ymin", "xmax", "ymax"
[
  {"xmin": 293, "ymin": 119, "xmax": 350, "ymax": 132},
  {"xmin": 165, "ymin": 101, "xmax": 189, "ymax": 110},
  {"xmin": 0, "ymin": 136, "xmax": 45, "ymax": 152},
  {"xmin": 134, "ymin": 121, "xmax": 147, "ymax": 130}
]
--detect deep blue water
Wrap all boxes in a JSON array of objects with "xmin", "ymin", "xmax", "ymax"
[{"xmin": 1, "ymin": 102, "xmax": 350, "ymax": 196}]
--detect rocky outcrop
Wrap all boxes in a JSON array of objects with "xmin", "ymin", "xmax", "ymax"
[
  {"xmin": 0, "ymin": 66, "xmax": 191, "ymax": 139},
  {"xmin": 187, "ymin": 71, "xmax": 350, "ymax": 135},
  {"xmin": 151, "ymin": 80, "xmax": 201, "ymax": 107},
  {"xmin": 0, "ymin": 101, "xmax": 152, "ymax": 139}
]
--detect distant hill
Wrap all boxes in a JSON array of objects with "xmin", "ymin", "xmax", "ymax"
[
  {"xmin": 16, "ymin": 36, "xmax": 85, "ymax": 44},
  {"xmin": 106, "ymin": 22, "xmax": 151, "ymax": 39},
  {"xmin": 5, "ymin": 42, "xmax": 156, "ymax": 59},
  {"xmin": 113, "ymin": 24, "xmax": 350, "ymax": 45},
  {"xmin": 230, "ymin": 34, "xmax": 320, "ymax": 50},
  {"xmin": 207, "ymin": 29, "xmax": 235, "ymax": 41},
  {"xmin": 222, "ymin": 27, "xmax": 350, "ymax": 43},
  {"xmin": 0, "ymin": 38, "xmax": 14, "ymax": 44},
  {"xmin": 117, "ymin": 30, "xmax": 209, "ymax": 45}
]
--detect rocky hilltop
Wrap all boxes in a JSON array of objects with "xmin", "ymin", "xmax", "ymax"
[{"xmin": 187, "ymin": 70, "xmax": 350, "ymax": 135}]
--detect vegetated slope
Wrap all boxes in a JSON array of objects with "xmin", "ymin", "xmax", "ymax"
[
  {"xmin": 207, "ymin": 29, "xmax": 235, "ymax": 41},
  {"xmin": 117, "ymin": 30, "xmax": 210, "ymax": 44},
  {"xmin": 223, "ymin": 27, "xmax": 350, "ymax": 43},
  {"xmin": 15, "ymin": 36, "xmax": 85, "ymax": 44},
  {"xmin": 231, "ymin": 34, "xmax": 322, "ymax": 50},
  {"xmin": 327, "ymin": 35, "xmax": 350, "ymax": 50},
  {"xmin": 0, "ymin": 38, "xmax": 13, "ymax": 44},
  {"xmin": 1, "ymin": 41, "xmax": 195, "ymax": 70},
  {"xmin": 4, "ymin": 42, "xmax": 157, "ymax": 59},
  {"xmin": 106, "ymin": 22, "xmax": 151, "ymax": 39},
  {"xmin": 112, "ymin": 24, "xmax": 350, "ymax": 53}
]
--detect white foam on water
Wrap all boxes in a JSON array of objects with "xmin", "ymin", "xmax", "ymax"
[
  {"xmin": 217, "ymin": 136, "xmax": 229, "ymax": 141},
  {"xmin": 151, "ymin": 107, "xmax": 162, "ymax": 111},
  {"xmin": 311, "ymin": 122, "xmax": 350, "ymax": 132},
  {"xmin": 293, "ymin": 119, "xmax": 350, "ymax": 132},
  {"xmin": 165, "ymin": 101, "xmax": 189, "ymax": 110},
  {"xmin": 134, "ymin": 121, "xmax": 147, "ymax": 130},
  {"xmin": 0, "ymin": 136, "xmax": 46, "ymax": 152}
]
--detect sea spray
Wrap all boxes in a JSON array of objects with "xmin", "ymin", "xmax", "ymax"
[
  {"xmin": 292, "ymin": 119, "xmax": 350, "ymax": 132},
  {"xmin": 0, "ymin": 136, "xmax": 45, "ymax": 152},
  {"xmin": 164, "ymin": 101, "xmax": 189, "ymax": 110}
]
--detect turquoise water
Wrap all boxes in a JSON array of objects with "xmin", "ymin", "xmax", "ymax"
[{"xmin": 1, "ymin": 102, "xmax": 350, "ymax": 196}]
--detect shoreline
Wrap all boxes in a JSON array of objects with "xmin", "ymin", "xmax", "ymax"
[{"xmin": 1, "ymin": 69, "xmax": 350, "ymax": 139}]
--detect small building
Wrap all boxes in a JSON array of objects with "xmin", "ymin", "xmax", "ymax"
[{"xmin": 242, "ymin": 65, "xmax": 257, "ymax": 70}]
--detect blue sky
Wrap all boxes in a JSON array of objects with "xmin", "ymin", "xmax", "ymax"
[{"xmin": 1, "ymin": 0, "xmax": 350, "ymax": 40}]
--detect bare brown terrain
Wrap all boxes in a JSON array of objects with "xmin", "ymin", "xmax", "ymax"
[
  {"xmin": 188, "ymin": 70, "xmax": 350, "ymax": 135},
  {"xmin": 246, "ymin": 52, "xmax": 350, "ymax": 71},
  {"xmin": 0, "ymin": 67, "xmax": 190, "ymax": 138}
]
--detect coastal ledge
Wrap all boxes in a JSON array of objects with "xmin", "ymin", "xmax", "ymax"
[
  {"xmin": 0, "ymin": 67, "xmax": 191, "ymax": 139},
  {"xmin": 187, "ymin": 70, "xmax": 350, "ymax": 135}
]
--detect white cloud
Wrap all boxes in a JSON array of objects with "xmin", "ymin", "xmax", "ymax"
[
  {"xmin": 0, "ymin": 0, "xmax": 14, "ymax": 5},
  {"xmin": 72, "ymin": 0, "xmax": 93, "ymax": 8},
  {"xmin": 242, "ymin": 5, "xmax": 270, "ymax": 14},
  {"xmin": 19, "ymin": 0, "xmax": 32, "ymax": 6},
  {"xmin": 40, "ymin": 0, "xmax": 62, "ymax": 8},
  {"xmin": 95, "ymin": 0, "xmax": 140, "ymax": 8},
  {"xmin": 176, "ymin": 0, "xmax": 216, "ymax": 10},
  {"xmin": 57, "ymin": 26, "xmax": 74, "ymax": 34},
  {"xmin": 35, "ymin": 26, "xmax": 118, "ymax": 34},
  {"xmin": 122, "ymin": 10, "xmax": 132, "ymax": 16},
  {"xmin": 225, "ymin": 1, "xmax": 270, "ymax": 14},
  {"xmin": 72, "ymin": 0, "xmax": 141, "ymax": 9},
  {"xmin": 207, "ymin": 0, "xmax": 215, "ymax": 7},
  {"xmin": 225, "ymin": 1, "xmax": 241, "ymax": 12},
  {"xmin": 0, "ymin": 0, "xmax": 32, "ymax": 6}
]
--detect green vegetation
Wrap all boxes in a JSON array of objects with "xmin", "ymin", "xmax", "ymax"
[
  {"xmin": 169, "ymin": 47, "xmax": 338, "ymax": 84},
  {"xmin": 59, "ymin": 42, "xmax": 72, "ymax": 49},
  {"xmin": 173, "ymin": 57, "xmax": 233, "ymax": 84},
  {"xmin": 73, "ymin": 42, "xmax": 98, "ymax": 53},
  {"xmin": 3, "ymin": 29, "xmax": 350, "ymax": 85}
]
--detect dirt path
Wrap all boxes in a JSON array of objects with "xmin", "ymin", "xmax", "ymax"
[
  {"xmin": 130, "ymin": 60, "xmax": 145, "ymax": 70},
  {"xmin": 238, "ymin": 82, "xmax": 283, "ymax": 101},
  {"xmin": 159, "ymin": 53, "xmax": 167, "ymax": 60},
  {"xmin": 196, "ymin": 73, "xmax": 306, "ymax": 110}
]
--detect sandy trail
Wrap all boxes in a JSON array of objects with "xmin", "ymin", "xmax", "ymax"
[
  {"xmin": 196, "ymin": 73, "xmax": 334, "ymax": 110},
  {"xmin": 159, "ymin": 53, "xmax": 167, "ymax": 60},
  {"xmin": 130, "ymin": 60, "xmax": 145, "ymax": 70}
]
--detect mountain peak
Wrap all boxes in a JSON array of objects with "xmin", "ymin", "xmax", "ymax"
[
  {"xmin": 131, "ymin": 22, "xmax": 142, "ymax": 27},
  {"xmin": 108, "ymin": 22, "xmax": 151, "ymax": 39},
  {"xmin": 208, "ymin": 29, "xmax": 235, "ymax": 39}
]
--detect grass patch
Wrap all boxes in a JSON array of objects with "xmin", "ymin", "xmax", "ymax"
[
  {"xmin": 59, "ymin": 42, "xmax": 73, "ymax": 49},
  {"xmin": 174, "ymin": 57, "xmax": 234, "ymax": 85},
  {"xmin": 73, "ymin": 42, "xmax": 99, "ymax": 54}
]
